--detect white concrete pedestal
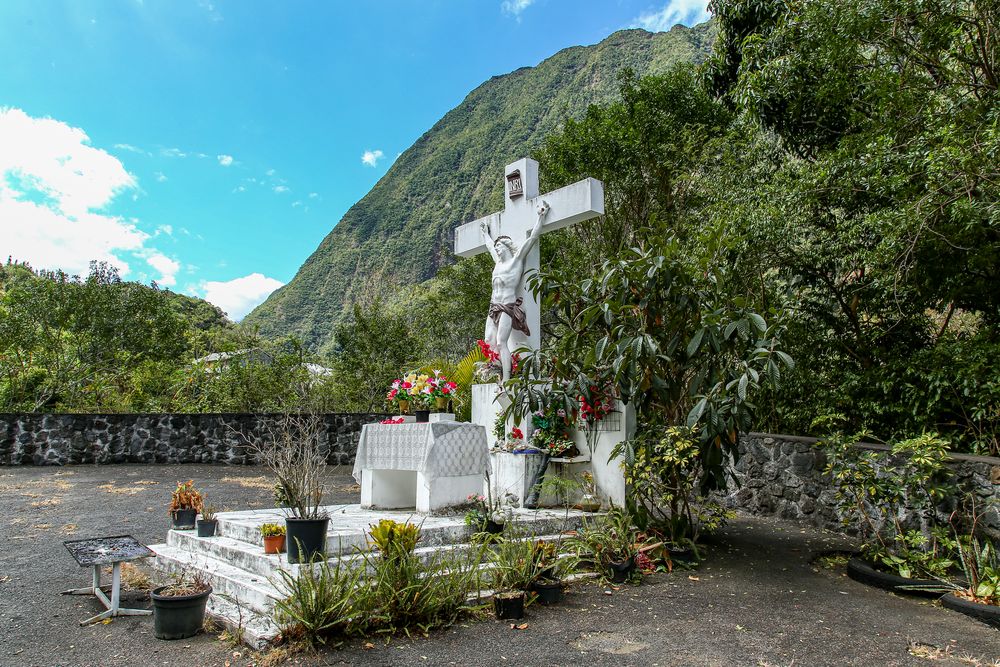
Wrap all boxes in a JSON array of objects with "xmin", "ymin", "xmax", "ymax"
[{"xmin": 361, "ymin": 470, "xmax": 484, "ymax": 513}]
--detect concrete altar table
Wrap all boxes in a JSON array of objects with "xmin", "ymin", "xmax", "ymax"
[{"xmin": 353, "ymin": 421, "xmax": 489, "ymax": 513}]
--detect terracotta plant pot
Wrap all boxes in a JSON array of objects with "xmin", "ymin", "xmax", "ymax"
[{"xmin": 263, "ymin": 535, "xmax": 286, "ymax": 554}]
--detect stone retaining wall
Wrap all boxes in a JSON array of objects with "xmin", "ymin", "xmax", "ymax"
[
  {"xmin": 723, "ymin": 433, "xmax": 1000, "ymax": 534},
  {"xmin": 0, "ymin": 413, "xmax": 389, "ymax": 466}
]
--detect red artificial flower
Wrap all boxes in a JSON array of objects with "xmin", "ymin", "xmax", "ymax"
[{"xmin": 510, "ymin": 427, "xmax": 524, "ymax": 440}]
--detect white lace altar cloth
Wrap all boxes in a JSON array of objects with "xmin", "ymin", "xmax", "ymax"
[{"xmin": 352, "ymin": 421, "xmax": 489, "ymax": 488}]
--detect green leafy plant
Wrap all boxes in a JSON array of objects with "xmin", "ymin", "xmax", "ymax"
[
  {"xmin": 613, "ymin": 425, "xmax": 732, "ymax": 549},
  {"xmin": 200, "ymin": 504, "xmax": 217, "ymax": 522},
  {"xmin": 260, "ymin": 523, "xmax": 285, "ymax": 538},
  {"xmin": 567, "ymin": 508, "xmax": 642, "ymax": 581},
  {"xmin": 826, "ymin": 432, "xmax": 958, "ymax": 578},
  {"xmin": 368, "ymin": 519, "xmax": 420, "ymax": 559},
  {"xmin": 489, "ymin": 524, "xmax": 544, "ymax": 592},
  {"xmin": 361, "ymin": 539, "xmax": 484, "ymax": 636},
  {"xmin": 274, "ymin": 556, "xmax": 368, "ymax": 647}
]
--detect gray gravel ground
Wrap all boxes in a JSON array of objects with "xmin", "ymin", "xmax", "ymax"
[{"xmin": 1, "ymin": 464, "xmax": 999, "ymax": 667}]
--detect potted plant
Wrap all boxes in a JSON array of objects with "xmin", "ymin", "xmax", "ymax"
[
  {"xmin": 240, "ymin": 414, "xmax": 330, "ymax": 564},
  {"xmin": 261, "ymin": 523, "xmax": 286, "ymax": 554},
  {"xmin": 576, "ymin": 471, "xmax": 602, "ymax": 513},
  {"xmin": 529, "ymin": 540, "xmax": 574, "ymax": 605},
  {"xmin": 489, "ymin": 524, "xmax": 538, "ymax": 620},
  {"xmin": 568, "ymin": 508, "xmax": 640, "ymax": 584},
  {"xmin": 196, "ymin": 504, "xmax": 218, "ymax": 537},
  {"xmin": 428, "ymin": 371, "xmax": 458, "ymax": 412},
  {"xmin": 151, "ymin": 571, "xmax": 212, "ymax": 640},
  {"xmin": 386, "ymin": 378, "xmax": 411, "ymax": 414},
  {"xmin": 464, "ymin": 492, "xmax": 505, "ymax": 537},
  {"xmin": 168, "ymin": 480, "xmax": 203, "ymax": 530}
]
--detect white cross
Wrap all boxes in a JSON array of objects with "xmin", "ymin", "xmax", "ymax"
[{"xmin": 453, "ymin": 157, "xmax": 604, "ymax": 352}]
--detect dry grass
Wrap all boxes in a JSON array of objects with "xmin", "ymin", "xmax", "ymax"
[
  {"xmin": 908, "ymin": 641, "xmax": 1000, "ymax": 666},
  {"xmin": 97, "ymin": 482, "xmax": 149, "ymax": 496},
  {"xmin": 120, "ymin": 562, "xmax": 153, "ymax": 591},
  {"xmin": 221, "ymin": 475, "xmax": 273, "ymax": 490},
  {"xmin": 60, "ymin": 523, "xmax": 78, "ymax": 535},
  {"xmin": 32, "ymin": 523, "xmax": 52, "ymax": 530},
  {"xmin": 30, "ymin": 498, "xmax": 62, "ymax": 508}
]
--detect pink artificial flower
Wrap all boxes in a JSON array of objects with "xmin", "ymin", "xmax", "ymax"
[
  {"xmin": 388, "ymin": 389, "xmax": 397, "ymax": 399},
  {"xmin": 392, "ymin": 379, "xmax": 401, "ymax": 389},
  {"xmin": 402, "ymin": 381, "xmax": 412, "ymax": 389}
]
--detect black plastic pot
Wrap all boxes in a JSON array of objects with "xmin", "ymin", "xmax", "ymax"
[
  {"xmin": 485, "ymin": 519, "xmax": 504, "ymax": 535},
  {"xmin": 494, "ymin": 591, "xmax": 525, "ymax": 620},
  {"xmin": 196, "ymin": 519, "xmax": 217, "ymax": 537},
  {"xmin": 942, "ymin": 592, "xmax": 1000, "ymax": 629},
  {"xmin": 532, "ymin": 579, "xmax": 563, "ymax": 605},
  {"xmin": 151, "ymin": 584, "xmax": 212, "ymax": 640},
  {"xmin": 170, "ymin": 508, "xmax": 197, "ymax": 530},
  {"xmin": 846, "ymin": 557, "xmax": 941, "ymax": 596},
  {"xmin": 668, "ymin": 546, "xmax": 695, "ymax": 565},
  {"xmin": 286, "ymin": 517, "xmax": 329, "ymax": 564},
  {"xmin": 415, "ymin": 409, "xmax": 430, "ymax": 423},
  {"xmin": 608, "ymin": 556, "xmax": 636, "ymax": 584}
]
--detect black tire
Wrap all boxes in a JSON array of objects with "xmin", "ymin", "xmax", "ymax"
[
  {"xmin": 846, "ymin": 557, "xmax": 941, "ymax": 597},
  {"xmin": 941, "ymin": 592, "xmax": 1000, "ymax": 629}
]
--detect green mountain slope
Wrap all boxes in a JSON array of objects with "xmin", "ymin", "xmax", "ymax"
[{"xmin": 244, "ymin": 23, "xmax": 716, "ymax": 351}]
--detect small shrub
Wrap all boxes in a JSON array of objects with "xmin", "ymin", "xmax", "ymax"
[
  {"xmin": 825, "ymin": 431, "xmax": 958, "ymax": 578},
  {"xmin": 368, "ymin": 519, "xmax": 420, "ymax": 558},
  {"xmin": 274, "ymin": 557, "xmax": 367, "ymax": 648},
  {"xmin": 567, "ymin": 508, "xmax": 642, "ymax": 580}
]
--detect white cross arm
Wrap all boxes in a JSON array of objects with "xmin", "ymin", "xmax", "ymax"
[{"xmin": 453, "ymin": 177, "xmax": 605, "ymax": 258}]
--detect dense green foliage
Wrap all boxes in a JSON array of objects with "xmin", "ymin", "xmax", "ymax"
[
  {"xmin": 0, "ymin": 261, "xmax": 339, "ymax": 413},
  {"xmin": 519, "ymin": 1, "xmax": 999, "ymax": 454},
  {"xmin": 244, "ymin": 25, "xmax": 717, "ymax": 352}
]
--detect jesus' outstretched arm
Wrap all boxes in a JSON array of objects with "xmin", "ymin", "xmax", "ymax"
[
  {"xmin": 480, "ymin": 219, "xmax": 502, "ymax": 263},
  {"xmin": 515, "ymin": 200, "xmax": 549, "ymax": 263}
]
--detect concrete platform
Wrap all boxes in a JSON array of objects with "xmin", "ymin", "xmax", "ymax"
[{"xmin": 149, "ymin": 503, "xmax": 589, "ymax": 648}]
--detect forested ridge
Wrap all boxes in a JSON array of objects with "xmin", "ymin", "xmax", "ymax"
[{"xmin": 242, "ymin": 24, "xmax": 716, "ymax": 353}]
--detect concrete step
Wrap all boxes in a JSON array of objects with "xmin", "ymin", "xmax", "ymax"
[
  {"xmin": 206, "ymin": 590, "xmax": 283, "ymax": 651},
  {"xmin": 150, "ymin": 543, "xmax": 283, "ymax": 617},
  {"xmin": 167, "ymin": 526, "xmax": 575, "ymax": 582},
  {"xmin": 212, "ymin": 504, "xmax": 583, "ymax": 551}
]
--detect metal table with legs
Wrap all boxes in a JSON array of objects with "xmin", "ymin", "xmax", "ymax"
[{"xmin": 62, "ymin": 535, "xmax": 155, "ymax": 626}]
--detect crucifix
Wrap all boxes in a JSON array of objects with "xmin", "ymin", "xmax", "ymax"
[{"xmin": 454, "ymin": 157, "xmax": 605, "ymax": 384}]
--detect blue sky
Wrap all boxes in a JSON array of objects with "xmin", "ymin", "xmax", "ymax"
[{"xmin": 0, "ymin": 0, "xmax": 710, "ymax": 319}]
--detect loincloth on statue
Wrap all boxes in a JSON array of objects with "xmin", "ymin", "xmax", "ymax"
[{"xmin": 489, "ymin": 297, "xmax": 531, "ymax": 336}]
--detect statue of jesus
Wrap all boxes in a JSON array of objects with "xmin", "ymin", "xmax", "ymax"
[{"xmin": 480, "ymin": 200, "xmax": 549, "ymax": 385}]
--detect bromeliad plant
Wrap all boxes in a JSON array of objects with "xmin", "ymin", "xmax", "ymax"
[
  {"xmin": 369, "ymin": 519, "xmax": 421, "ymax": 559},
  {"xmin": 826, "ymin": 431, "xmax": 958, "ymax": 579}
]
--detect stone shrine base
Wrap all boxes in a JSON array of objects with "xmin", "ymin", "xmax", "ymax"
[{"xmin": 149, "ymin": 503, "xmax": 591, "ymax": 648}]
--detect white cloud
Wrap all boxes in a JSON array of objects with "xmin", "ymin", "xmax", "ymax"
[
  {"xmin": 154, "ymin": 171, "xmax": 167, "ymax": 182},
  {"xmin": 200, "ymin": 273, "xmax": 283, "ymax": 321},
  {"xmin": 308, "ymin": 192, "xmax": 319, "ymax": 199},
  {"xmin": 361, "ymin": 149, "xmax": 384, "ymax": 167},
  {"xmin": 265, "ymin": 168, "xmax": 275, "ymax": 176},
  {"xmin": 160, "ymin": 147, "xmax": 187, "ymax": 158},
  {"xmin": 0, "ymin": 107, "xmax": 149, "ymax": 276},
  {"xmin": 273, "ymin": 185, "xmax": 289, "ymax": 194},
  {"xmin": 145, "ymin": 252, "xmax": 180, "ymax": 287},
  {"xmin": 114, "ymin": 143, "xmax": 149, "ymax": 155},
  {"xmin": 217, "ymin": 154, "xmax": 233, "ymax": 167},
  {"xmin": 233, "ymin": 184, "xmax": 246, "ymax": 193},
  {"xmin": 155, "ymin": 224, "xmax": 173, "ymax": 236},
  {"xmin": 632, "ymin": 1, "xmax": 710, "ymax": 31},
  {"xmin": 501, "ymin": 0, "xmax": 534, "ymax": 17}
]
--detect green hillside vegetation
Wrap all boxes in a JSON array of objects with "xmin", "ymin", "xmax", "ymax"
[
  {"xmin": 243, "ymin": 24, "xmax": 716, "ymax": 353},
  {"xmin": 0, "ymin": 261, "xmax": 339, "ymax": 413}
]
